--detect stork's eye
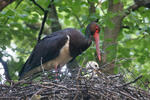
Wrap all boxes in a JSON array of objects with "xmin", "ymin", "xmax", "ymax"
[
  {"xmin": 95, "ymin": 64, "xmax": 98, "ymax": 67},
  {"xmin": 95, "ymin": 26, "xmax": 100, "ymax": 32}
]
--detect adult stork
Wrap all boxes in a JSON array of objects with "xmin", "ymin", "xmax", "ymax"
[{"xmin": 19, "ymin": 22, "xmax": 101, "ymax": 79}]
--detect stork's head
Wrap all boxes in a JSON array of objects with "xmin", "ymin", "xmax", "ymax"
[
  {"xmin": 85, "ymin": 22, "xmax": 101, "ymax": 61},
  {"xmin": 86, "ymin": 61, "xmax": 99, "ymax": 70}
]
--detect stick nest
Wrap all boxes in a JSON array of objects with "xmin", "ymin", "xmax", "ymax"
[{"xmin": 0, "ymin": 68, "xmax": 149, "ymax": 100}]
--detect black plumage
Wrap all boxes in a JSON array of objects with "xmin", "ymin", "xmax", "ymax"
[{"xmin": 19, "ymin": 28, "xmax": 92, "ymax": 79}]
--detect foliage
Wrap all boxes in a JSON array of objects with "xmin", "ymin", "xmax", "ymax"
[{"xmin": 0, "ymin": 0, "xmax": 150, "ymax": 89}]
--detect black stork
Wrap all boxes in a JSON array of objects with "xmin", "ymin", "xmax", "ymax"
[{"xmin": 19, "ymin": 22, "xmax": 101, "ymax": 79}]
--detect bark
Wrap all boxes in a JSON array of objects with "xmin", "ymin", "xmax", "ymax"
[
  {"xmin": 134, "ymin": 0, "xmax": 150, "ymax": 8},
  {"xmin": 102, "ymin": 0, "xmax": 150, "ymax": 74},
  {"xmin": 88, "ymin": 0, "xmax": 96, "ymax": 14},
  {"xmin": 0, "ymin": 0, "xmax": 16, "ymax": 11},
  {"xmin": 102, "ymin": 1, "xmax": 124, "ymax": 74},
  {"xmin": 49, "ymin": 0, "xmax": 61, "ymax": 32}
]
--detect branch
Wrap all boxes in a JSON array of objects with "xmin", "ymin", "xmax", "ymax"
[
  {"xmin": 31, "ymin": 0, "xmax": 45, "ymax": 12},
  {"xmin": 31, "ymin": 0, "xmax": 51, "ymax": 42},
  {"xmin": 37, "ymin": 9, "xmax": 49, "ymax": 42},
  {"xmin": 123, "ymin": 4, "xmax": 139, "ymax": 18},
  {"xmin": 4, "ymin": 0, "xmax": 23, "ymax": 24},
  {"xmin": 123, "ymin": 0, "xmax": 150, "ymax": 18},
  {"xmin": 121, "ymin": 75, "xmax": 143, "ymax": 87},
  {"xmin": 15, "ymin": 0, "xmax": 23, "ymax": 9},
  {"xmin": 74, "ymin": 14, "xmax": 84, "ymax": 28},
  {"xmin": 0, "ymin": 0, "xmax": 16, "ymax": 11},
  {"xmin": 0, "ymin": 57, "xmax": 11, "ymax": 81}
]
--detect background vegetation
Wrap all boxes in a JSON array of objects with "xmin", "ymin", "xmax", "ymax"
[{"xmin": 0, "ymin": 0, "xmax": 150, "ymax": 89}]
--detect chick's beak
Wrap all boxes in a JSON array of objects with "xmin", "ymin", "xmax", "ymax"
[{"xmin": 93, "ymin": 30, "xmax": 101, "ymax": 62}]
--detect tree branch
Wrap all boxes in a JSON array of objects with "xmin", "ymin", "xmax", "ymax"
[
  {"xmin": 74, "ymin": 14, "xmax": 84, "ymax": 28},
  {"xmin": 122, "ymin": 4, "xmax": 139, "ymax": 18},
  {"xmin": 31, "ymin": 0, "xmax": 44, "ymax": 12},
  {"xmin": 4, "ymin": 0, "xmax": 23, "ymax": 24},
  {"xmin": 123, "ymin": 0, "xmax": 150, "ymax": 18},
  {"xmin": 15, "ymin": 0, "xmax": 23, "ymax": 9},
  {"xmin": 120, "ymin": 75, "xmax": 143, "ymax": 87},
  {"xmin": 37, "ymin": 9, "xmax": 49, "ymax": 42},
  {"xmin": 0, "ymin": 57, "xmax": 11, "ymax": 81},
  {"xmin": 0, "ymin": 0, "xmax": 16, "ymax": 11},
  {"xmin": 31, "ymin": 0, "xmax": 51, "ymax": 42}
]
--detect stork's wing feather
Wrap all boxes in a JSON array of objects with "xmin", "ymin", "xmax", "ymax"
[{"xmin": 19, "ymin": 33, "xmax": 68, "ymax": 78}]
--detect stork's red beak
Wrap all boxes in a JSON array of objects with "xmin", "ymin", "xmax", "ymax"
[{"xmin": 93, "ymin": 30, "xmax": 101, "ymax": 62}]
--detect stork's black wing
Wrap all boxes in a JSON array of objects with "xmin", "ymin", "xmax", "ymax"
[{"xmin": 19, "ymin": 33, "xmax": 68, "ymax": 78}]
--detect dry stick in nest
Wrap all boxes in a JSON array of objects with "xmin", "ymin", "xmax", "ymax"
[
  {"xmin": 73, "ymin": 67, "xmax": 82, "ymax": 100},
  {"xmin": 30, "ymin": 88, "xmax": 45, "ymax": 100},
  {"xmin": 73, "ymin": 59, "xmax": 86, "ymax": 100},
  {"xmin": 40, "ymin": 57, "xmax": 45, "ymax": 73},
  {"xmin": 116, "ymin": 75, "xmax": 143, "ymax": 88},
  {"xmin": 35, "ymin": 82, "xmax": 76, "ymax": 91},
  {"xmin": 119, "ymin": 91, "xmax": 137, "ymax": 100},
  {"xmin": 30, "ymin": 82, "xmax": 77, "ymax": 99},
  {"xmin": 122, "ymin": 75, "xmax": 143, "ymax": 87}
]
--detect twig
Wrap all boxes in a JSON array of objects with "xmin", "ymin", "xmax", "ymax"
[
  {"xmin": 100, "ymin": 57, "xmax": 135, "ymax": 69},
  {"xmin": 31, "ymin": 0, "xmax": 45, "ymax": 12},
  {"xmin": 73, "ymin": 14, "xmax": 84, "ymax": 28},
  {"xmin": 40, "ymin": 57, "xmax": 44, "ymax": 73},
  {"xmin": 4, "ymin": 0, "xmax": 23, "ymax": 24},
  {"xmin": 120, "ymin": 75, "xmax": 143, "ymax": 87},
  {"xmin": 73, "ymin": 66, "xmax": 83, "ymax": 100},
  {"xmin": 39, "ymin": 1, "xmax": 53, "ymax": 41},
  {"xmin": 126, "ymin": 69, "xmax": 146, "ymax": 88},
  {"xmin": 122, "ymin": 2, "xmax": 146, "ymax": 18},
  {"xmin": 119, "ymin": 91, "xmax": 137, "ymax": 100},
  {"xmin": 31, "ymin": 0, "xmax": 52, "ymax": 42},
  {"xmin": 15, "ymin": 0, "xmax": 23, "ymax": 9},
  {"xmin": 37, "ymin": 9, "xmax": 49, "ymax": 42},
  {"xmin": 36, "ymin": 82, "xmax": 76, "ymax": 91}
]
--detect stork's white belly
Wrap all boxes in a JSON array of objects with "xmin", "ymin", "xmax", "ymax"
[
  {"xmin": 45, "ymin": 35, "xmax": 72, "ymax": 68},
  {"xmin": 23, "ymin": 35, "xmax": 72, "ymax": 78}
]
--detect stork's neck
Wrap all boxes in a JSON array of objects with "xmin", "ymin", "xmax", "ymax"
[
  {"xmin": 85, "ymin": 30, "xmax": 92, "ymax": 46},
  {"xmin": 85, "ymin": 25, "xmax": 92, "ymax": 40}
]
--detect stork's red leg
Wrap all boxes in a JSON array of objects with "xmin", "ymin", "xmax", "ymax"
[{"xmin": 55, "ymin": 65, "xmax": 58, "ymax": 80}]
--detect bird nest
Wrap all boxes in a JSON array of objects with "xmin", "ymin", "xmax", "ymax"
[{"xmin": 0, "ymin": 68, "xmax": 150, "ymax": 100}]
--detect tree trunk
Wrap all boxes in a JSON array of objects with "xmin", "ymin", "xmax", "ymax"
[
  {"xmin": 49, "ymin": 0, "xmax": 61, "ymax": 32},
  {"xmin": 102, "ymin": 0, "xmax": 150, "ymax": 74},
  {"xmin": 0, "ymin": 0, "xmax": 15, "ymax": 11},
  {"xmin": 102, "ymin": 1, "xmax": 123, "ymax": 74}
]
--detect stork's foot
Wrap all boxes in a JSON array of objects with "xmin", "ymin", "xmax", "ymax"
[
  {"xmin": 53, "ymin": 79, "xmax": 60, "ymax": 83},
  {"xmin": 53, "ymin": 69, "xmax": 60, "ymax": 82}
]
